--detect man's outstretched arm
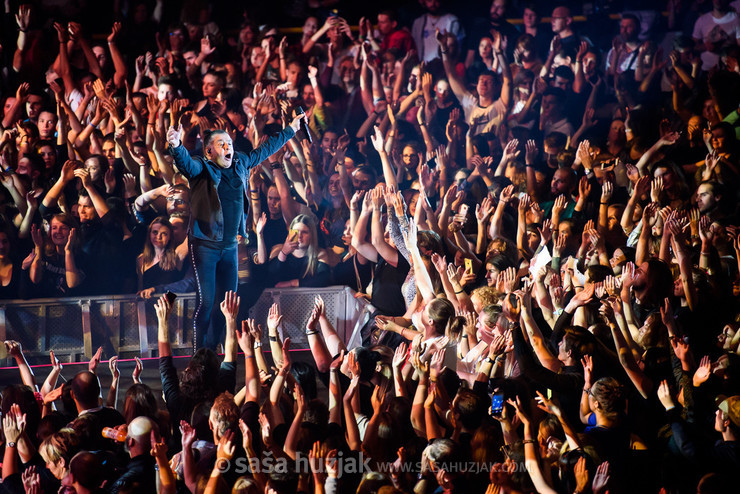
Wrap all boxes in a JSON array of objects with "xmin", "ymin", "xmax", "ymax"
[{"xmin": 243, "ymin": 114, "xmax": 305, "ymax": 170}]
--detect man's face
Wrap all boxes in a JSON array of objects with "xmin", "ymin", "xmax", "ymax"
[
  {"xmin": 352, "ymin": 171, "xmax": 372, "ymax": 191},
  {"xmin": 38, "ymin": 111, "xmax": 57, "ymax": 138},
  {"xmin": 490, "ymin": 0, "xmax": 506, "ymax": 21},
  {"xmin": 202, "ymin": 74, "xmax": 222, "ymax": 99},
  {"xmin": 267, "ymin": 186, "xmax": 281, "ymax": 215},
  {"xmin": 377, "ymin": 14, "xmax": 394, "ymax": 35},
  {"xmin": 286, "ymin": 62, "xmax": 301, "ymax": 85},
  {"xmin": 523, "ymin": 8, "xmax": 537, "ymax": 28},
  {"xmin": 583, "ymin": 53, "xmax": 598, "ymax": 74},
  {"xmin": 206, "ymin": 134, "xmax": 233, "ymax": 168},
  {"xmin": 339, "ymin": 60, "xmax": 357, "ymax": 85},
  {"xmin": 424, "ymin": 0, "xmax": 441, "ymax": 14},
  {"xmin": 26, "ymin": 95, "xmax": 43, "ymax": 120},
  {"xmin": 551, "ymin": 169, "xmax": 571, "ymax": 196},
  {"xmin": 3, "ymin": 97, "xmax": 16, "ymax": 116},
  {"xmin": 102, "ymin": 141, "xmax": 116, "ymax": 166},
  {"xmin": 696, "ymin": 183, "xmax": 719, "ymax": 213},
  {"xmin": 183, "ymin": 51, "xmax": 198, "ymax": 67},
  {"xmin": 620, "ymin": 19, "xmax": 639, "ymax": 42},
  {"xmin": 166, "ymin": 190, "xmax": 190, "ymax": 215},
  {"xmin": 435, "ymin": 80, "xmax": 451, "ymax": 102},
  {"xmin": 552, "ymin": 76, "xmax": 570, "ymax": 91},
  {"xmin": 541, "ymin": 95, "xmax": 560, "ymax": 119},
  {"xmin": 169, "ymin": 217, "xmax": 188, "ymax": 244},
  {"xmin": 477, "ymin": 74, "xmax": 496, "ymax": 99},
  {"xmin": 78, "ymin": 196, "xmax": 97, "ymax": 222},
  {"xmin": 551, "ymin": 7, "xmax": 570, "ymax": 34},
  {"xmin": 543, "ymin": 144, "xmax": 561, "ymax": 167}
]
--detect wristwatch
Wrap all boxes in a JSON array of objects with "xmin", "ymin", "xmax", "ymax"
[{"xmin": 7, "ymin": 441, "xmax": 16, "ymax": 448}]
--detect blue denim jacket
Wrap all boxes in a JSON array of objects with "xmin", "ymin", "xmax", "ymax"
[{"xmin": 169, "ymin": 127, "xmax": 295, "ymax": 242}]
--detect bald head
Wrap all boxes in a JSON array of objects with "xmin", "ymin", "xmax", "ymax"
[{"xmin": 71, "ymin": 371, "xmax": 100, "ymax": 411}]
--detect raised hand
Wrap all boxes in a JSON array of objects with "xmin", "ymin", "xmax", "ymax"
[
  {"xmin": 108, "ymin": 355, "xmax": 120, "ymax": 380},
  {"xmin": 167, "ymin": 124, "xmax": 183, "ymax": 148},
  {"xmin": 133, "ymin": 356, "xmax": 143, "ymax": 383},
  {"xmin": 693, "ymin": 356, "xmax": 711, "ymax": 387},
  {"xmin": 154, "ymin": 293, "xmax": 172, "ymax": 323},
  {"xmin": 220, "ymin": 290, "xmax": 240, "ymax": 322},
  {"xmin": 88, "ymin": 347, "xmax": 103, "ymax": 374}
]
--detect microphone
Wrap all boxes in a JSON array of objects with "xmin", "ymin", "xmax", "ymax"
[{"xmin": 296, "ymin": 106, "xmax": 312, "ymax": 143}]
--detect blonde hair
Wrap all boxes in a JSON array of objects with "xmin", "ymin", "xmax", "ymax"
[
  {"xmin": 290, "ymin": 214, "xmax": 320, "ymax": 278},
  {"xmin": 39, "ymin": 428, "xmax": 79, "ymax": 466}
]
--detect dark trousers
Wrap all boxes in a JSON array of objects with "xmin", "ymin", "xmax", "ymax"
[{"xmin": 190, "ymin": 238, "xmax": 238, "ymax": 349}]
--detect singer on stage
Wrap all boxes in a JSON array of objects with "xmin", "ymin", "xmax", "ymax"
[{"xmin": 167, "ymin": 113, "xmax": 306, "ymax": 349}]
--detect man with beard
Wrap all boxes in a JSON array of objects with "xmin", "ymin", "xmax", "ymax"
[
  {"xmin": 166, "ymin": 113, "xmax": 306, "ymax": 349},
  {"xmin": 696, "ymin": 181, "xmax": 726, "ymax": 222}
]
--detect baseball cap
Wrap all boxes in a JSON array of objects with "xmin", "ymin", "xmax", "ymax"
[{"xmin": 718, "ymin": 396, "xmax": 740, "ymax": 428}]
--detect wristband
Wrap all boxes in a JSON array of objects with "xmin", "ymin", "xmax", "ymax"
[
  {"xmin": 455, "ymin": 289, "xmax": 464, "ymax": 294},
  {"xmin": 270, "ymin": 162, "xmax": 282, "ymax": 170},
  {"xmin": 523, "ymin": 439, "xmax": 536, "ymax": 445},
  {"xmin": 269, "ymin": 335, "xmax": 278, "ymax": 342}
]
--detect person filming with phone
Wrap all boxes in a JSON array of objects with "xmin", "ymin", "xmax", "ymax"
[{"xmin": 166, "ymin": 112, "xmax": 307, "ymax": 349}]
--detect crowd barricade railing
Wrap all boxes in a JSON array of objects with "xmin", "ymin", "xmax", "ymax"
[{"xmin": 0, "ymin": 286, "xmax": 371, "ymax": 365}]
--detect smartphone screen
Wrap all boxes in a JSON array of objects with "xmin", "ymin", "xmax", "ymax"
[{"xmin": 490, "ymin": 391, "xmax": 504, "ymax": 416}]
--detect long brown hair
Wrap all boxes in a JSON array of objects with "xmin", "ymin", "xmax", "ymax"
[{"xmin": 141, "ymin": 217, "xmax": 178, "ymax": 271}]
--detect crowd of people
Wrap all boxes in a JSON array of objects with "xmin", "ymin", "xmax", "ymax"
[{"xmin": 2, "ymin": 0, "xmax": 740, "ymax": 492}]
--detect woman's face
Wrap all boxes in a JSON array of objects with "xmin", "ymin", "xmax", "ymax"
[
  {"xmin": 149, "ymin": 223, "xmax": 171, "ymax": 249},
  {"xmin": 485, "ymin": 263, "xmax": 499, "ymax": 287},
  {"xmin": 402, "ymin": 146, "xmax": 419, "ymax": 169},
  {"xmin": 711, "ymin": 128, "xmax": 727, "ymax": 152},
  {"xmin": 294, "ymin": 222, "xmax": 311, "ymax": 248},
  {"xmin": 328, "ymin": 173, "xmax": 342, "ymax": 198},
  {"xmin": 50, "ymin": 219, "xmax": 71, "ymax": 247},
  {"xmin": 303, "ymin": 17, "xmax": 318, "ymax": 37},
  {"xmin": 39, "ymin": 145, "xmax": 56, "ymax": 169},
  {"xmin": 479, "ymin": 38, "xmax": 493, "ymax": 59},
  {"xmin": 85, "ymin": 159, "xmax": 103, "ymax": 182},
  {"xmin": 342, "ymin": 219, "xmax": 352, "ymax": 246},
  {"xmin": 526, "ymin": 230, "xmax": 540, "ymax": 251}
]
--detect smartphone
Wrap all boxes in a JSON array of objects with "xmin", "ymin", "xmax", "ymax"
[
  {"xmin": 165, "ymin": 291, "xmax": 177, "ymax": 305},
  {"xmin": 464, "ymin": 258, "xmax": 473, "ymax": 274},
  {"xmin": 289, "ymin": 229, "xmax": 299, "ymax": 242},
  {"xmin": 490, "ymin": 391, "xmax": 504, "ymax": 416},
  {"xmin": 460, "ymin": 204, "xmax": 469, "ymax": 217}
]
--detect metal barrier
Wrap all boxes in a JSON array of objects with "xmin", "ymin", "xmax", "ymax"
[{"xmin": 0, "ymin": 286, "xmax": 371, "ymax": 365}]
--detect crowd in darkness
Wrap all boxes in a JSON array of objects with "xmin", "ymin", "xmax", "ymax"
[{"xmin": 3, "ymin": 0, "xmax": 740, "ymax": 492}]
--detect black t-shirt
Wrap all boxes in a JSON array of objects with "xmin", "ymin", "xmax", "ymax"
[{"xmin": 371, "ymin": 255, "xmax": 410, "ymax": 316}]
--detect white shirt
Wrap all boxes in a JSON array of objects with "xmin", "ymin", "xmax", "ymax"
[
  {"xmin": 412, "ymin": 13, "xmax": 465, "ymax": 62},
  {"xmin": 461, "ymin": 93, "xmax": 507, "ymax": 136},
  {"xmin": 692, "ymin": 10, "xmax": 740, "ymax": 70}
]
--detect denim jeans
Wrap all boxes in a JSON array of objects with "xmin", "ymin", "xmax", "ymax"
[{"xmin": 191, "ymin": 239, "xmax": 238, "ymax": 350}]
